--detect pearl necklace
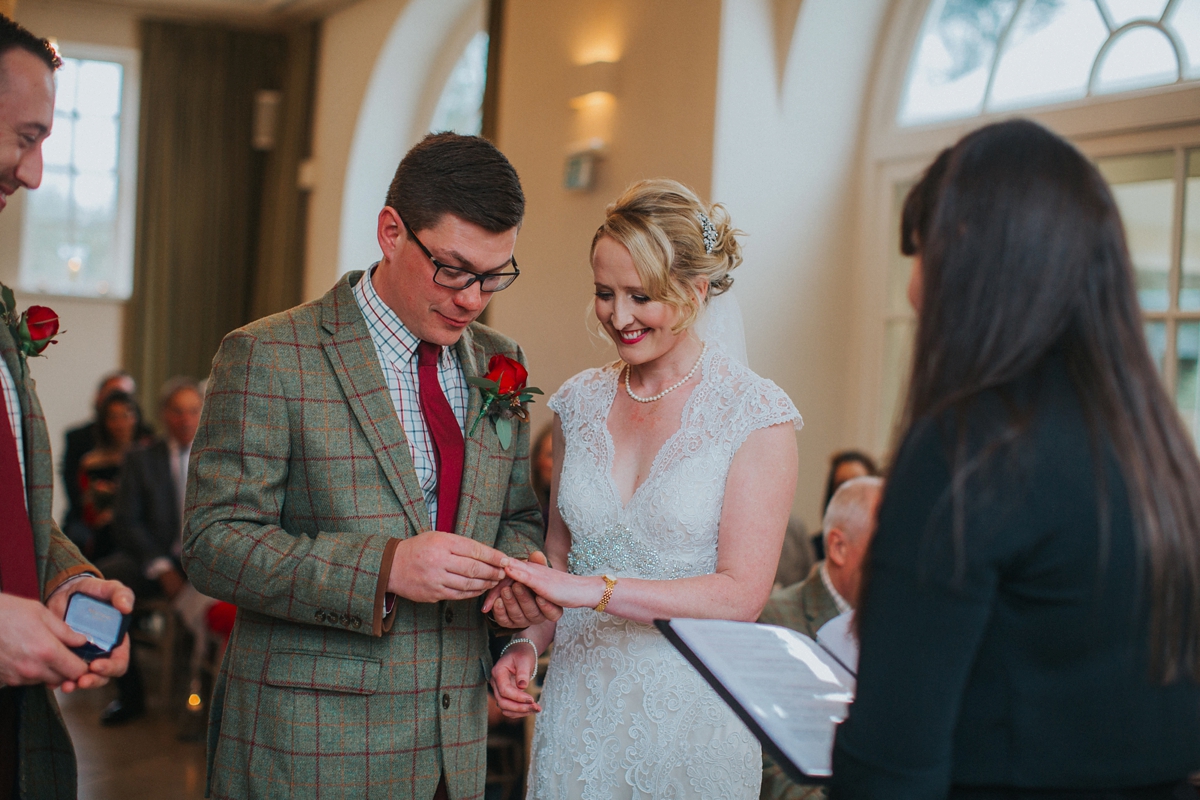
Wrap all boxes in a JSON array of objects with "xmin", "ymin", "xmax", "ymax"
[{"xmin": 624, "ymin": 342, "xmax": 708, "ymax": 404}]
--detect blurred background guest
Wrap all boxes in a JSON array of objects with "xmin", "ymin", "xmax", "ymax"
[
  {"xmin": 832, "ymin": 120, "xmax": 1200, "ymax": 798},
  {"xmin": 812, "ymin": 450, "xmax": 878, "ymax": 560},
  {"xmin": 531, "ymin": 422, "xmax": 553, "ymax": 525},
  {"xmin": 74, "ymin": 390, "xmax": 148, "ymax": 560},
  {"xmin": 761, "ymin": 475, "xmax": 882, "ymax": 800},
  {"xmin": 774, "ymin": 515, "xmax": 814, "ymax": 590},
  {"xmin": 96, "ymin": 377, "xmax": 203, "ymax": 725},
  {"xmin": 60, "ymin": 371, "xmax": 145, "ymax": 549}
]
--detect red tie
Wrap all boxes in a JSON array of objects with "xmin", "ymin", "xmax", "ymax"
[
  {"xmin": 0, "ymin": 386, "xmax": 40, "ymax": 600},
  {"xmin": 417, "ymin": 342, "xmax": 465, "ymax": 534}
]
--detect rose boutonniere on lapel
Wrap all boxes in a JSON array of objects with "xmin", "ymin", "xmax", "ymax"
[
  {"xmin": 1, "ymin": 283, "xmax": 61, "ymax": 367},
  {"xmin": 466, "ymin": 354, "xmax": 542, "ymax": 450}
]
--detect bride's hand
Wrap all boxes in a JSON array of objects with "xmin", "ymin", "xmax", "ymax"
[
  {"xmin": 483, "ymin": 552, "xmax": 564, "ymax": 626},
  {"xmin": 490, "ymin": 648, "xmax": 541, "ymax": 718},
  {"xmin": 503, "ymin": 558, "xmax": 605, "ymax": 610}
]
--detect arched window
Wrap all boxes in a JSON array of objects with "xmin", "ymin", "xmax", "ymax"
[
  {"xmin": 900, "ymin": 0, "xmax": 1200, "ymax": 126},
  {"xmin": 858, "ymin": 0, "xmax": 1200, "ymax": 457},
  {"xmin": 429, "ymin": 30, "xmax": 489, "ymax": 136}
]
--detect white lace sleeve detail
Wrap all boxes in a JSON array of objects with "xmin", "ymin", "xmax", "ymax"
[{"xmin": 547, "ymin": 366, "xmax": 608, "ymax": 427}]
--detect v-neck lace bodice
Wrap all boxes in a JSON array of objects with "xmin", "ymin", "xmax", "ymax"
[
  {"xmin": 551, "ymin": 346, "xmax": 801, "ymax": 582},
  {"xmin": 527, "ymin": 347, "xmax": 802, "ymax": 799}
]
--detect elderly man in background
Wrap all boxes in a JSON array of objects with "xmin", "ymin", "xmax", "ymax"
[
  {"xmin": 758, "ymin": 476, "xmax": 884, "ymax": 800},
  {"xmin": 99, "ymin": 377, "xmax": 204, "ymax": 725},
  {"xmin": 0, "ymin": 15, "xmax": 132, "ymax": 800}
]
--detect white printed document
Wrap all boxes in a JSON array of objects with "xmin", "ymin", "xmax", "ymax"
[{"xmin": 657, "ymin": 618, "xmax": 856, "ymax": 781}]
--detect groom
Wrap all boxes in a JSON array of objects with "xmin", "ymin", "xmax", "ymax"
[{"xmin": 183, "ymin": 133, "xmax": 553, "ymax": 799}]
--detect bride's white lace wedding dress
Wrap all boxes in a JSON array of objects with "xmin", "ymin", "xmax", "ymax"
[{"xmin": 527, "ymin": 346, "xmax": 802, "ymax": 799}]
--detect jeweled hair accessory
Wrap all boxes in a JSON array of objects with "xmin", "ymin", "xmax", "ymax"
[{"xmin": 699, "ymin": 212, "xmax": 717, "ymax": 255}]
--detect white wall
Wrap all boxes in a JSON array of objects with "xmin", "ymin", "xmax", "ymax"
[
  {"xmin": 8, "ymin": 0, "xmax": 138, "ymax": 518},
  {"xmin": 712, "ymin": 0, "xmax": 890, "ymax": 521}
]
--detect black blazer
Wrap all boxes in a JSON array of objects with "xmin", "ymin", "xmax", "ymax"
[
  {"xmin": 832, "ymin": 358, "xmax": 1200, "ymax": 798},
  {"xmin": 114, "ymin": 439, "xmax": 181, "ymax": 569}
]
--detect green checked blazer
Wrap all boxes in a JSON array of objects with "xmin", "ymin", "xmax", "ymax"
[
  {"xmin": 1, "ymin": 325, "xmax": 97, "ymax": 800},
  {"xmin": 182, "ymin": 272, "xmax": 544, "ymax": 800},
  {"xmin": 757, "ymin": 564, "xmax": 842, "ymax": 800}
]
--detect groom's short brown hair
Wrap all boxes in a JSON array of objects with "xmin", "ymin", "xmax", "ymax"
[{"xmin": 384, "ymin": 132, "xmax": 524, "ymax": 235}]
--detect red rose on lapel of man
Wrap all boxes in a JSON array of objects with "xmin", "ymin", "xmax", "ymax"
[
  {"xmin": 25, "ymin": 306, "xmax": 59, "ymax": 351},
  {"xmin": 485, "ymin": 354, "xmax": 528, "ymax": 395}
]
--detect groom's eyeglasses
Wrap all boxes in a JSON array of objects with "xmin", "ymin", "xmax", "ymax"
[{"xmin": 402, "ymin": 217, "xmax": 520, "ymax": 293}]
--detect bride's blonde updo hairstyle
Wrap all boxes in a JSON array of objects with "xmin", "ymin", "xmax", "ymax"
[{"xmin": 592, "ymin": 178, "xmax": 742, "ymax": 332}]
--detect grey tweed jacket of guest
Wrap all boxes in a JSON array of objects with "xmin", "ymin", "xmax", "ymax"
[
  {"xmin": 1, "ymin": 324, "xmax": 98, "ymax": 800},
  {"xmin": 182, "ymin": 271, "xmax": 544, "ymax": 800}
]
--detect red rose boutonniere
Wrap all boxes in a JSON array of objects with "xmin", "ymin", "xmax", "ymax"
[
  {"xmin": 466, "ymin": 354, "xmax": 543, "ymax": 450},
  {"xmin": 1, "ymin": 283, "xmax": 61, "ymax": 368}
]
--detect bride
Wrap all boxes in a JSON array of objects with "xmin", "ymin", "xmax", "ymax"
[{"xmin": 487, "ymin": 179, "xmax": 802, "ymax": 799}]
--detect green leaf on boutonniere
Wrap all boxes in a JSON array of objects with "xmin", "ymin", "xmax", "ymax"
[
  {"xmin": 1, "ymin": 285, "xmax": 14, "ymax": 317},
  {"xmin": 494, "ymin": 416, "xmax": 512, "ymax": 450},
  {"xmin": 466, "ymin": 376, "xmax": 500, "ymax": 391}
]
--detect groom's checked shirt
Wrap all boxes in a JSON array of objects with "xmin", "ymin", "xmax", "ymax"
[{"xmin": 354, "ymin": 264, "xmax": 468, "ymax": 525}]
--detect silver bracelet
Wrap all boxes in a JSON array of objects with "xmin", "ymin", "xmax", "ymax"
[{"xmin": 500, "ymin": 636, "xmax": 540, "ymax": 684}]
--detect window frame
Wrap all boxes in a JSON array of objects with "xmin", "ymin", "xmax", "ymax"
[
  {"xmin": 852, "ymin": 0, "xmax": 1200, "ymax": 455},
  {"xmin": 18, "ymin": 41, "xmax": 140, "ymax": 300}
]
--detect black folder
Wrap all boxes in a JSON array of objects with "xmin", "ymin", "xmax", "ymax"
[{"xmin": 656, "ymin": 618, "xmax": 856, "ymax": 785}]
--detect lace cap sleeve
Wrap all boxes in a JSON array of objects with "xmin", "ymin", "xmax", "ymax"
[
  {"xmin": 547, "ymin": 365, "xmax": 611, "ymax": 428},
  {"xmin": 723, "ymin": 361, "xmax": 803, "ymax": 454}
]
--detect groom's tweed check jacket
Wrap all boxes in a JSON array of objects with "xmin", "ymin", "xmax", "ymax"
[{"xmin": 182, "ymin": 272, "xmax": 544, "ymax": 800}]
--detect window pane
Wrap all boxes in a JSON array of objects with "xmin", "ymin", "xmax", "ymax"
[
  {"xmin": 429, "ymin": 31, "xmax": 488, "ymax": 136},
  {"xmin": 1095, "ymin": 25, "xmax": 1180, "ymax": 94},
  {"xmin": 26, "ymin": 171, "xmax": 71, "ymax": 222},
  {"xmin": 74, "ymin": 172, "xmax": 116, "ymax": 218},
  {"xmin": 1177, "ymin": 321, "xmax": 1200, "ymax": 448},
  {"xmin": 75, "ymin": 60, "xmax": 122, "ymax": 118},
  {"xmin": 1167, "ymin": 0, "xmax": 1200, "ymax": 79},
  {"xmin": 73, "ymin": 116, "xmax": 118, "ymax": 172},
  {"xmin": 1184, "ymin": 150, "xmax": 1200, "ymax": 310},
  {"xmin": 42, "ymin": 114, "xmax": 74, "ymax": 169},
  {"xmin": 1101, "ymin": 0, "xmax": 1169, "ymax": 26},
  {"xmin": 19, "ymin": 55, "xmax": 131, "ymax": 299},
  {"xmin": 1097, "ymin": 152, "xmax": 1175, "ymax": 312},
  {"xmin": 988, "ymin": 0, "xmax": 1108, "ymax": 110},
  {"xmin": 1146, "ymin": 320, "xmax": 1167, "ymax": 374},
  {"xmin": 898, "ymin": 0, "xmax": 1017, "ymax": 125},
  {"xmin": 55, "ymin": 58, "xmax": 79, "ymax": 114}
]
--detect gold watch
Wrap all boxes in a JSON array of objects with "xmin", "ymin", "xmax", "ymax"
[{"xmin": 594, "ymin": 574, "xmax": 617, "ymax": 613}]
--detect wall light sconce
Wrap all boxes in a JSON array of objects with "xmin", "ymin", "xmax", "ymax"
[{"xmin": 565, "ymin": 60, "xmax": 619, "ymax": 192}]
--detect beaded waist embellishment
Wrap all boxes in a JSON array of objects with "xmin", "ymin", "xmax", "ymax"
[{"xmin": 568, "ymin": 523, "xmax": 687, "ymax": 580}]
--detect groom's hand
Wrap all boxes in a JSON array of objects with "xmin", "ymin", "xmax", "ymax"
[
  {"xmin": 387, "ymin": 531, "xmax": 509, "ymax": 603},
  {"xmin": 482, "ymin": 552, "xmax": 564, "ymax": 628}
]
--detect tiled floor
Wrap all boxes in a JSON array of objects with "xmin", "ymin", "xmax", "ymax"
[{"xmin": 57, "ymin": 686, "xmax": 208, "ymax": 800}]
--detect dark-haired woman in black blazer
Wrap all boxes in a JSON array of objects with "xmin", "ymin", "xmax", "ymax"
[{"xmin": 831, "ymin": 121, "xmax": 1200, "ymax": 799}]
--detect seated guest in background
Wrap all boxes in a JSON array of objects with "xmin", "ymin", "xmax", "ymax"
[
  {"xmin": 75, "ymin": 390, "xmax": 147, "ymax": 560},
  {"xmin": 61, "ymin": 371, "xmax": 140, "ymax": 548},
  {"xmin": 760, "ymin": 476, "xmax": 881, "ymax": 800},
  {"xmin": 97, "ymin": 377, "xmax": 203, "ymax": 725},
  {"xmin": 531, "ymin": 422, "xmax": 553, "ymax": 522},
  {"xmin": 812, "ymin": 450, "xmax": 878, "ymax": 560},
  {"xmin": 832, "ymin": 120, "xmax": 1200, "ymax": 798},
  {"xmin": 773, "ymin": 514, "xmax": 813, "ymax": 589}
]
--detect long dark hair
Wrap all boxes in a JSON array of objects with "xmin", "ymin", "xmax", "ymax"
[
  {"xmin": 95, "ymin": 391, "xmax": 143, "ymax": 449},
  {"xmin": 900, "ymin": 119, "xmax": 1200, "ymax": 682},
  {"xmin": 822, "ymin": 450, "xmax": 879, "ymax": 512}
]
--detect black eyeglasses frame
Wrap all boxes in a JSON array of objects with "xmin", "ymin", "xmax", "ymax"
[{"xmin": 400, "ymin": 216, "xmax": 520, "ymax": 294}]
